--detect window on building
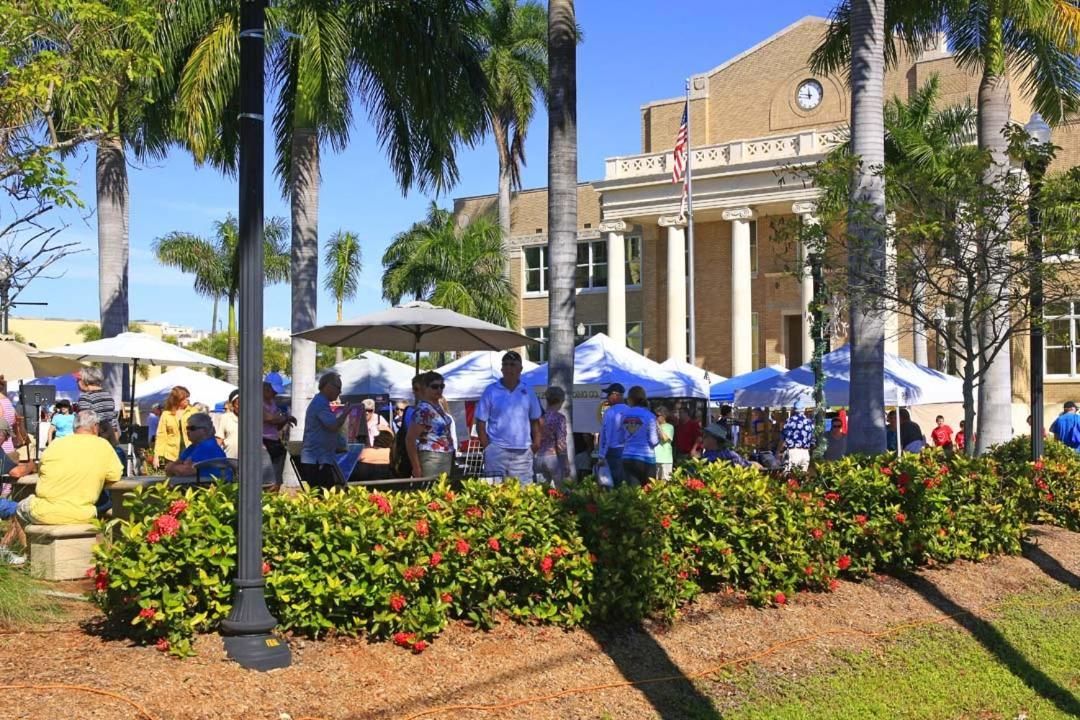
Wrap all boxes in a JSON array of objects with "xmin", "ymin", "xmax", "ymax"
[
  {"xmin": 525, "ymin": 326, "xmax": 547, "ymax": 363},
  {"xmin": 625, "ymin": 236, "xmax": 643, "ymax": 286},
  {"xmin": 576, "ymin": 240, "xmax": 608, "ymax": 289},
  {"xmin": 1046, "ymin": 301, "xmax": 1080, "ymax": 377},
  {"xmin": 749, "ymin": 220, "xmax": 759, "ymax": 275},
  {"xmin": 523, "ymin": 246, "xmax": 548, "ymax": 294},
  {"xmin": 751, "ymin": 312, "xmax": 760, "ymax": 369},
  {"xmin": 627, "ymin": 321, "xmax": 644, "ymax": 354}
]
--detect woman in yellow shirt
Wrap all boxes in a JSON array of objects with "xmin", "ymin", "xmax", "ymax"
[{"xmin": 154, "ymin": 386, "xmax": 195, "ymax": 467}]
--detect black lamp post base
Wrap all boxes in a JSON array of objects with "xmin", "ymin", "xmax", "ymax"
[
  {"xmin": 221, "ymin": 581, "xmax": 291, "ymax": 671},
  {"xmin": 223, "ymin": 633, "xmax": 291, "ymax": 671}
]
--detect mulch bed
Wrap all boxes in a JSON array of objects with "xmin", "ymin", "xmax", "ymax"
[{"xmin": 2, "ymin": 525, "xmax": 1078, "ymax": 720}]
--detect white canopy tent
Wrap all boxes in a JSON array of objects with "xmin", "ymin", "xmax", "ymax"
[
  {"xmin": 521, "ymin": 334, "xmax": 707, "ymax": 399},
  {"xmin": 389, "ymin": 350, "xmax": 539, "ymax": 402},
  {"xmin": 134, "ymin": 367, "xmax": 238, "ymax": 412},
  {"xmin": 323, "ymin": 351, "xmax": 416, "ymax": 400},
  {"xmin": 660, "ymin": 357, "xmax": 724, "ymax": 394},
  {"xmin": 733, "ymin": 345, "xmax": 963, "ymax": 407}
]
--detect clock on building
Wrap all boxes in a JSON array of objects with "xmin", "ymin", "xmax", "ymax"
[{"xmin": 796, "ymin": 79, "xmax": 823, "ymax": 110}]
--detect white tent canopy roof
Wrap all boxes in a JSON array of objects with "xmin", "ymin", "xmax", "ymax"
[
  {"xmin": 389, "ymin": 350, "xmax": 539, "ymax": 402},
  {"xmin": 38, "ymin": 332, "xmax": 234, "ymax": 369},
  {"xmin": 733, "ymin": 345, "xmax": 963, "ymax": 407},
  {"xmin": 521, "ymin": 333, "xmax": 707, "ymax": 399},
  {"xmin": 134, "ymin": 367, "xmax": 237, "ymax": 411},
  {"xmin": 322, "ymin": 351, "xmax": 417, "ymax": 399}
]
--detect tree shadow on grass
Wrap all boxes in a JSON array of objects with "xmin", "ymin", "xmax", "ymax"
[
  {"xmin": 1022, "ymin": 538, "xmax": 1080, "ymax": 590},
  {"xmin": 587, "ymin": 623, "xmax": 722, "ymax": 720},
  {"xmin": 898, "ymin": 571, "xmax": 1080, "ymax": 717}
]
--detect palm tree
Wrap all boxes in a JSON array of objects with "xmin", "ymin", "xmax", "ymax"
[
  {"xmin": 323, "ymin": 230, "xmax": 362, "ymax": 364},
  {"xmin": 812, "ymin": 0, "xmax": 1080, "ymax": 452},
  {"xmin": 153, "ymin": 215, "xmax": 290, "ymax": 383},
  {"xmin": 382, "ymin": 204, "xmax": 515, "ymax": 327},
  {"xmin": 476, "ymin": 0, "xmax": 548, "ymax": 252},
  {"xmin": 165, "ymin": 0, "xmax": 487, "ymax": 437},
  {"xmin": 547, "ymin": 0, "xmax": 577, "ymax": 429}
]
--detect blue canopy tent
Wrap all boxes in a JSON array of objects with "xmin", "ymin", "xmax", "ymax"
[
  {"xmin": 710, "ymin": 365, "xmax": 788, "ymax": 403},
  {"xmin": 13, "ymin": 373, "xmax": 81, "ymax": 404}
]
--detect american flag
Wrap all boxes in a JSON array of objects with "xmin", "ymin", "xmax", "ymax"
[{"xmin": 672, "ymin": 103, "xmax": 688, "ymax": 184}]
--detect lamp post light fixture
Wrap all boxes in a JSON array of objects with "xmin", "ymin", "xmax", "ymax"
[
  {"xmin": 1025, "ymin": 112, "xmax": 1052, "ymax": 462},
  {"xmin": 220, "ymin": 0, "xmax": 291, "ymax": 671}
]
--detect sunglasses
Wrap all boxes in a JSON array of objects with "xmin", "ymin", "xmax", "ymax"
[
  {"xmin": 186, "ymin": 425, "xmax": 208, "ymax": 432},
  {"xmin": 428, "ymin": 383, "xmax": 445, "ymax": 390},
  {"xmin": 364, "ymin": 408, "xmax": 374, "ymax": 414}
]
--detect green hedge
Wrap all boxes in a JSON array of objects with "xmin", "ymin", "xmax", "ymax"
[{"xmin": 89, "ymin": 439, "xmax": 1080, "ymax": 655}]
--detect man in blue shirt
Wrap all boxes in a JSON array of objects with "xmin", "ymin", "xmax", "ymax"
[
  {"xmin": 476, "ymin": 351, "xmax": 542, "ymax": 484},
  {"xmin": 597, "ymin": 383, "xmax": 627, "ymax": 488},
  {"xmin": 301, "ymin": 372, "xmax": 357, "ymax": 489},
  {"xmin": 780, "ymin": 400, "xmax": 814, "ymax": 471},
  {"xmin": 165, "ymin": 412, "xmax": 233, "ymax": 483},
  {"xmin": 1050, "ymin": 401, "xmax": 1080, "ymax": 451}
]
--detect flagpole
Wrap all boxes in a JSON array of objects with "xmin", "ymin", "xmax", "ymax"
[{"xmin": 684, "ymin": 78, "xmax": 697, "ymax": 364}]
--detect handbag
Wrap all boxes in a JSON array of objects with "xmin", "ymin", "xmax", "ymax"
[{"xmin": 11, "ymin": 413, "xmax": 31, "ymax": 449}]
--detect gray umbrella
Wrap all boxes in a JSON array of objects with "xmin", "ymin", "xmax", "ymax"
[{"xmin": 293, "ymin": 301, "xmax": 539, "ymax": 370}]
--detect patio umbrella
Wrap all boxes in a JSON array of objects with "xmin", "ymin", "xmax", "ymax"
[
  {"xmin": 0, "ymin": 337, "xmax": 83, "ymax": 379},
  {"xmin": 38, "ymin": 332, "xmax": 234, "ymax": 467},
  {"xmin": 293, "ymin": 301, "xmax": 539, "ymax": 370}
]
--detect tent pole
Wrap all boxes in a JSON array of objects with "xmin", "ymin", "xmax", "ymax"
[
  {"xmin": 128, "ymin": 358, "xmax": 138, "ymax": 475},
  {"xmin": 895, "ymin": 391, "xmax": 902, "ymax": 459}
]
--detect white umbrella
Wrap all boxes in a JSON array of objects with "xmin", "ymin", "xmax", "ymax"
[
  {"xmin": 293, "ymin": 301, "xmax": 538, "ymax": 370},
  {"xmin": 134, "ymin": 367, "xmax": 238, "ymax": 412},
  {"xmin": 0, "ymin": 337, "xmax": 83, "ymax": 379}
]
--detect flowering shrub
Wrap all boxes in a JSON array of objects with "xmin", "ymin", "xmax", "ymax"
[{"xmin": 90, "ymin": 444, "xmax": 1080, "ymax": 656}]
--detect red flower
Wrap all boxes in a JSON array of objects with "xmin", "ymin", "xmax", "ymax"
[
  {"xmin": 661, "ymin": 516, "xmax": 672, "ymax": 529},
  {"xmin": 427, "ymin": 501, "xmax": 441, "ymax": 511},
  {"xmin": 153, "ymin": 514, "xmax": 180, "ymax": 538},
  {"xmin": 585, "ymin": 503, "xmax": 598, "ymax": 514},
  {"xmin": 389, "ymin": 593, "xmax": 407, "ymax": 613},
  {"xmin": 95, "ymin": 577, "xmax": 108, "ymax": 591},
  {"xmin": 487, "ymin": 537, "xmax": 500, "ymax": 552},
  {"xmin": 804, "ymin": 566, "xmax": 815, "ymax": 576},
  {"xmin": 374, "ymin": 544, "xmax": 385, "ymax": 553},
  {"xmin": 429, "ymin": 552, "xmax": 442, "ymax": 566},
  {"xmin": 811, "ymin": 528, "xmax": 824, "ymax": 540},
  {"xmin": 548, "ymin": 487, "xmax": 561, "ymax": 497},
  {"xmin": 146, "ymin": 530, "xmax": 161, "ymax": 544},
  {"xmin": 465, "ymin": 506, "xmax": 483, "ymax": 519},
  {"xmin": 588, "ymin": 553, "xmax": 597, "ymax": 564},
  {"xmin": 685, "ymin": 478, "xmax": 706, "ymax": 491},
  {"xmin": 540, "ymin": 555, "xmax": 554, "ymax": 575},
  {"xmin": 824, "ymin": 491, "xmax": 840, "ymax": 502},
  {"xmin": 825, "ymin": 519, "xmax": 834, "ymax": 530},
  {"xmin": 1036, "ymin": 479, "xmax": 1049, "ymax": 490},
  {"xmin": 85, "ymin": 567, "xmax": 96, "ymax": 578},
  {"xmin": 898, "ymin": 473, "xmax": 911, "ymax": 486},
  {"xmin": 455, "ymin": 539, "xmax": 470, "ymax": 556},
  {"xmin": 444, "ymin": 491, "xmax": 456, "ymax": 501},
  {"xmin": 938, "ymin": 465, "xmax": 949, "ymax": 475},
  {"xmin": 393, "ymin": 631, "xmax": 416, "ymax": 647},
  {"xmin": 139, "ymin": 608, "xmax": 156, "ymax": 620},
  {"xmin": 881, "ymin": 466, "xmax": 893, "ymax": 476},
  {"xmin": 262, "ymin": 561, "xmax": 271, "ymax": 576},
  {"xmin": 167, "ymin": 499, "xmax": 188, "ymax": 517},
  {"xmin": 155, "ymin": 637, "xmax": 170, "ymax": 652},
  {"xmin": 440, "ymin": 593, "xmax": 452, "ymax": 603},
  {"xmin": 1046, "ymin": 493, "xmax": 1055, "ymax": 502},
  {"xmin": 1034, "ymin": 460, "xmax": 1045, "ymax": 471},
  {"xmin": 552, "ymin": 546, "xmax": 567, "ymax": 558},
  {"xmin": 787, "ymin": 477, "xmax": 800, "ymax": 489},
  {"xmin": 678, "ymin": 571, "xmax": 689, "ymax": 580},
  {"xmin": 415, "ymin": 519, "xmax": 430, "ymax": 537},
  {"xmin": 829, "ymin": 579, "xmax": 840, "ymax": 592},
  {"xmin": 774, "ymin": 592, "xmax": 787, "ymax": 605},
  {"xmin": 854, "ymin": 514, "xmax": 868, "ymax": 526},
  {"xmin": 402, "ymin": 566, "xmax": 426, "ymax": 582},
  {"xmin": 895, "ymin": 512, "xmax": 907, "ymax": 524},
  {"xmin": 411, "ymin": 640, "xmax": 428, "ymax": 653},
  {"xmin": 837, "ymin": 555, "xmax": 851, "ymax": 571},
  {"xmin": 369, "ymin": 494, "xmax": 392, "ymax": 514}
]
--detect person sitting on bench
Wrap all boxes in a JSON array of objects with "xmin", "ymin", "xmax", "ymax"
[
  {"xmin": 165, "ymin": 412, "xmax": 233, "ymax": 483},
  {"xmin": 10, "ymin": 409, "xmax": 122, "ymax": 527},
  {"xmin": 0, "ymin": 417, "xmax": 39, "ymax": 520}
]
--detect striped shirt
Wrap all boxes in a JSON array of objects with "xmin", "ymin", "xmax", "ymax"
[{"xmin": 78, "ymin": 390, "xmax": 118, "ymax": 432}]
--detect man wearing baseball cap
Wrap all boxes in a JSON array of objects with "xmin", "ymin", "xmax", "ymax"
[
  {"xmin": 475, "ymin": 351, "xmax": 542, "ymax": 483},
  {"xmin": 1050, "ymin": 400, "xmax": 1080, "ymax": 451},
  {"xmin": 597, "ymin": 383, "xmax": 627, "ymax": 487}
]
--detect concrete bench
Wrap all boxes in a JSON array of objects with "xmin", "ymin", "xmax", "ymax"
[{"xmin": 25, "ymin": 524, "xmax": 99, "ymax": 581}]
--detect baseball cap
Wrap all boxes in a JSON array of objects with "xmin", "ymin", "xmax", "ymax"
[
  {"xmin": 1065, "ymin": 400, "xmax": 1077, "ymax": 410},
  {"xmin": 601, "ymin": 382, "xmax": 625, "ymax": 395},
  {"xmin": 502, "ymin": 350, "xmax": 523, "ymax": 365},
  {"xmin": 263, "ymin": 372, "xmax": 285, "ymax": 394},
  {"xmin": 703, "ymin": 423, "xmax": 727, "ymax": 439}
]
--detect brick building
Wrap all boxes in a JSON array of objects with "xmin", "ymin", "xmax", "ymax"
[{"xmin": 452, "ymin": 16, "xmax": 1080, "ymax": 422}]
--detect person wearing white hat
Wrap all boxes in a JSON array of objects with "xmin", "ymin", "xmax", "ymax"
[{"xmin": 778, "ymin": 399, "xmax": 814, "ymax": 471}]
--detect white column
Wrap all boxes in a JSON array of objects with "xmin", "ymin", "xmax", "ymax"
[
  {"xmin": 885, "ymin": 212, "xmax": 899, "ymax": 357},
  {"xmin": 793, "ymin": 202, "xmax": 817, "ymax": 364},
  {"xmin": 724, "ymin": 207, "xmax": 754, "ymax": 376},
  {"xmin": 659, "ymin": 215, "xmax": 687, "ymax": 361},
  {"xmin": 600, "ymin": 219, "xmax": 628, "ymax": 346}
]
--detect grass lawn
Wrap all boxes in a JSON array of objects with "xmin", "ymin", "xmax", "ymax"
[{"xmin": 721, "ymin": 588, "xmax": 1080, "ymax": 720}]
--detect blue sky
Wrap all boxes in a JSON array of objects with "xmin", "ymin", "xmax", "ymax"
[{"xmin": 28, "ymin": 0, "xmax": 834, "ymax": 331}]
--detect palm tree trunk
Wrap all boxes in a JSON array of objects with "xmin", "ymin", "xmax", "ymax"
[
  {"xmin": 548, "ymin": 0, "xmax": 577, "ymax": 445},
  {"xmin": 335, "ymin": 299, "xmax": 343, "ymax": 365},
  {"xmin": 211, "ymin": 296, "xmax": 219, "ymax": 335},
  {"xmin": 495, "ymin": 119, "xmax": 513, "ymax": 286},
  {"xmin": 845, "ymin": 0, "xmax": 887, "ymax": 455},
  {"xmin": 226, "ymin": 295, "xmax": 239, "ymax": 385},
  {"xmin": 96, "ymin": 135, "xmax": 130, "ymax": 409},
  {"xmin": 974, "ymin": 10, "xmax": 1013, "ymax": 454},
  {"xmin": 290, "ymin": 128, "xmax": 320, "ymax": 439}
]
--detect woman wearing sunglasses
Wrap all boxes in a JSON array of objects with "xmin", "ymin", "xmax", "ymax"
[{"xmin": 406, "ymin": 371, "xmax": 455, "ymax": 478}]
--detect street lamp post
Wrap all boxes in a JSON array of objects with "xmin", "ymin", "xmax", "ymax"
[
  {"xmin": 220, "ymin": 0, "xmax": 291, "ymax": 670},
  {"xmin": 1025, "ymin": 112, "xmax": 1051, "ymax": 462}
]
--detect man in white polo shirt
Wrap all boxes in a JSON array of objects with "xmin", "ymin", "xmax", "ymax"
[{"xmin": 475, "ymin": 351, "xmax": 542, "ymax": 484}]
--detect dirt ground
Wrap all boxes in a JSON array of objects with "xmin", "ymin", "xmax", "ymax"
[{"xmin": 2, "ymin": 525, "xmax": 1079, "ymax": 720}]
